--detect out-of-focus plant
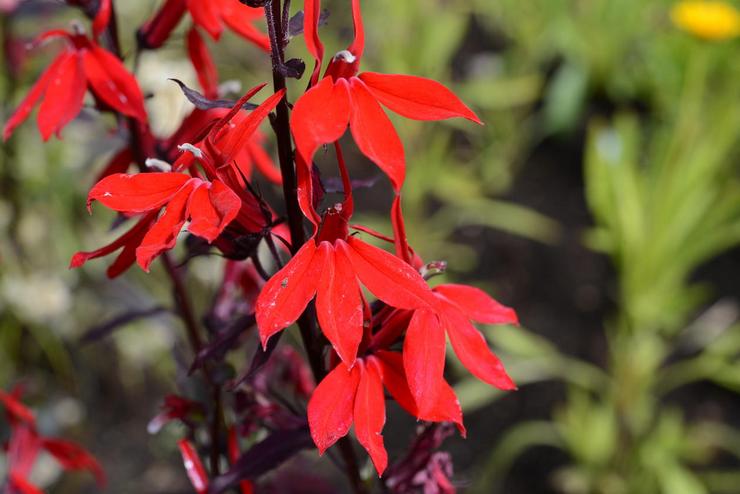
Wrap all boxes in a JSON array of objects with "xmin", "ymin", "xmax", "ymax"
[{"xmin": 462, "ymin": 4, "xmax": 740, "ymax": 494}]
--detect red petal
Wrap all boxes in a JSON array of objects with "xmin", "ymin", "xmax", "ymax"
[
  {"xmin": 442, "ymin": 305, "xmax": 516, "ymax": 391},
  {"xmin": 358, "ymin": 72, "xmax": 482, "ymax": 124},
  {"xmin": 307, "ymin": 363, "xmax": 360, "ymax": 454},
  {"xmin": 353, "ymin": 360, "xmax": 387, "ymax": 476},
  {"xmin": 3, "ymin": 51, "xmax": 68, "ymax": 141},
  {"xmin": 136, "ymin": 183, "xmax": 194, "ymax": 271},
  {"xmin": 303, "ymin": 0, "xmax": 324, "ymax": 84},
  {"xmin": 255, "ymin": 241, "xmax": 329, "ymax": 347},
  {"xmin": 187, "ymin": 180, "xmax": 241, "ymax": 242},
  {"xmin": 219, "ymin": 89, "xmax": 285, "ymax": 164},
  {"xmin": 372, "ymin": 351, "xmax": 417, "ymax": 417},
  {"xmin": 348, "ymin": 78, "xmax": 405, "ymax": 191},
  {"xmin": 177, "ymin": 439, "xmax": 208, "ymax": 494},
  {"xmin": 41, "ymin": 438, "xmax": 106, "ymax": 486},
  {"xmin": 95, "ymin": 148, "xmax": 133, "ymax": 182},
  {"xmin": 342, "ymin": 237, "xmax": 434, "ymax": 310},
  {"xmin": 87, "ymin": 173, "xmax": 191, "ymax": 213},
  {"xmin": 315, "ymin": 242, "xmax": 363, "ymax": 366},
  {"xmin": 247, "ymin": 134, "xmax": 282, "ymax": 184},
  {"xmin": 187, "ymin": 27, "xmax": 219, "ymax": 99},
  {"xmin": 8, "ymin": 473, "xmax": 44, "ymax": 494},
  {"xmin": 92, "ymin": 0, "xmax": 112, "ymax": 39},
  {"xmin": 84, "ymin": 45, "xmax": 148, "ymax": 122},
  {"xmin": 290, "ymin": 77, "xmax": 351, "ymax": 165},
  {"xmin": 390, "ymin": 194, "xmax": 411, "ymax": 264},
  {"xmin": 347, "ymin": 0, "xmax": 365, "ymax": 59},
  {"xmin": 0, "ymin": 389, "xmax": 35, "ymax": 424},
  {"xmin": 37, "ymin": 51, "xmax": 86, "ymax": 141},
  {"xmin": 220, "ymin": 1, "xmax": 270, "ymax": 52},
  {"xmin": 421, "ymin": 378, "xmax": 466, "ymax": 437},
  {"xmin": 434, "ymin": 284, "xmax": 518, "ymax": 325},
  {"xmin": 137, "ymin": 0, "xmax": 187, "ymax": 49},
  {"xmin": 187, "ymin": 0, "xmax": 223, "ymax": 39},
  {"xmin": 403, "ymin": 309, "xmax": 447, "ymax": 416}
]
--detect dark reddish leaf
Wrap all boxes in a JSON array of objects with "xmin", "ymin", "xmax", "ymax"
[
  {"xmin": 442, "ymin": 305, "xmax": 516, "ymax": 391},
  {"xmin": 208, "ymin": 427, "xmax": 313, "ymax": 494},
  {"xmin": 403, "ymin": 309, "xmax": 447, "ymax": 417},
  {"xmin": 348, "ymin": 78, "xmax": 405, "ymax": 191},
  {"xmin": 228, "ymin": 330, "xmax": 283, "ymax": 390},
  {"xmin": 307, "ymin": 363, "xmax": 359, "ymax": 454},
  {"xmin": 358, "ymin": 72, "xmax": 482, "ymax": 124},
  {"xmin": 169, "ymin": 78, "xmax": 258, "ymax": 111},
  {"xmin": 315, "ymin": 243, "xmax": 363, "ymax": 365},
  {"xmin": 342, "ymin": 237, "xmax": 435, "ymax": 310},
  {"xmin": 353, "ymin": 360, "xmax": 387, "ymax": 475},
  {"xmin": 178, "ymin": 439, "xmax": 209, "ymax": 494},
  {"xmin": 37, "ymin": 51, "xmax": 86, "ymax": 141},
  {"xmin": 80, "ymin": 306, "xmax": 168, "ymax": 344},
  {"xmin": 434, "ymin": 284, "xmax": 518, "ymax": 325},
  {"xmin": 190, "ymin": 314, "xmax": 255, "ymax": 374}
]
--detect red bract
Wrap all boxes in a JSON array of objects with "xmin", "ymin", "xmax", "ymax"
[
  {"xmin": 3, "ymin": 30, "xmax": 147, "ymax": 141},
  {"xmin": 138, "ymin": 0, "xmax": 269, "ymax": 51},
  {"xmin": 291, "ymin": 0, "xmax": 481, "ymax": 191},
  {"xmin": 1, "ymin": 389, "xmax": 105, "ymax": 493},
  {"xmin": 308, "ymin": 351, "xmax": 462, "ymax": 476},
  {"xmin": 403, "ymin": 285, "xmax": 518, "ymax": 416}
]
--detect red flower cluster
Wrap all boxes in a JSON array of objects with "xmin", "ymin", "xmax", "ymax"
[
  {"xmin": 1, "ymin": 388, "xmax": 104, "ymax": 494},
  {"xmin": 8, "ymin": 0, "xmax": 520, "ymax": 487}
]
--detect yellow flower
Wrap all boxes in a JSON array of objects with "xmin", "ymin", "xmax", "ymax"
[{"xmin": 671, "ymin": 1, "xmax": 740, "ymax": 40}]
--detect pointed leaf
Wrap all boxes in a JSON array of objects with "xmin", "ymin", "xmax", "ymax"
[
  {"xmin": 443, "ymin": 305, "xmax": 516, "ymax": 391},
  {"xmin": 178, "ymin": 439, "xmax": 208, "ymax": 494},
  {"xmin": 87, "ymin": 173, "xmax": 190, "ymax": 213},
  {"xmin": 403, "ymin": 309, "xmax": 447, "ymax": 416},
  {"xmin": 84, "ymin": 45, "xmax": 147, "ymax": 122},
  {"xmin": 434, "ymin": 284, "xmax": 518, "ymax": 325},
  {"xmin": 255, "ymin": 241, "xmax": 328, "ymax": 347},
  {"xmin": 315, "ymin": 243, "xmax": 363, "ymax": 366},
  {"xmin": 80, "ymin": 306, "xmax": 168, "ymax": 344},
  {"xmin": 37, "ymin": 51, "xmax": 86, "ymax": 141},
  {"xmin": 290, "ymin": 77, "xmax": 350, "ymax": 164},
  {"xmin": 307, "ymin": 363, "xmax": 360, "ymax": 454},
  {"xmin": 348, "ymin": 78, "xmax": 405, "ymax": 191},
  {"xmin": 136, "ymin": 183, "xmax": 194, "ymax": 271},
  {"xmin": 359, "ymin": 72, "xmax": 482, "ymax": 124},
  {"xmin": 354, "ymin": 360, "xmax": 387, "ymax": 475},
  {"xmin": 187, "ymin": 180, "xmax": 241, "ymax": 242},
  {"xmin": 342, "ymin": 237, "xmax": 434, "ymax": 310}
]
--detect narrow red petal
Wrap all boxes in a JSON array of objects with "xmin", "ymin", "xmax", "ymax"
[
  {"xmin": 187, "ymin": 180, "xmax": 241, "ymax": 242},
  {"xmin": 419, "ymin": 378, "xmax": 465, "ymax": 437},
  {"xmin": 177, "ymin": 439, "xmax": 208, "ymax": 494},
  {"xmin": 84, "ymin": 45, "xmax": 148, "ymax": 123},
  {"xmin": 348, "ymin": 78, "xmax": 405, "ymax": 191},
  {"xmin": 219, "ymin": 89, "xmax": 285, "ymax": 164},
  {"xmin": 290, "ymin": 77, "xmax": 351, "ymax": 164},
  {"xmin": 3, "ymin": 51, "xmax": 68, "ymax": 141},
  {"xmin": 353, "ymin": 360, "xmax": 387, "ymax": 476},
  {"xmin": 135, "ymin": 183, "xmax": 194, "ymax": 271},
  {"xmin": 92, "ymin": 0, "xmax": 112, "ymax": 39},
  {"xmin": 95, "ymin": 148, "xmax": 133, "ymax": 182},
  {"xmin": 187, "ymin": 0, "xmax": 223, "ymax": 39},
  {"xmin": 247, "ymin": 135, "xmax": 282, "ymax": 184},
  {"xmin": 403, "ymin": 308, "xmax": 447, "ymax": 416},
  {"xmin": 8, "ymin": 473, "xmax": 44, "ymax": 494},
  {"xmin": 307, "ymin": 362, "xmax": 360, "ymax": 454},
  {"xmin": 304, "ymin": 0, "xmax": 324, "ymax": 85},
  {"xmin": 37, "ymin": 51, "xmax": 86, "ymax": 141},
  {"xmin": 373, "ymin": 351, "xmax": 417, "ymax": 417},
  {"xmin": 41, "ymin": 438, "xmax": 106, "ymax": 487},
  {"xmin": 137, "ymin": 0, "xmax": 187, "ymax": 49},
  {"xmin": 342, "ymin": 237, "xmax": 434, "ymax": 310},
  {"xmin": 255, "ymin": 241, "xmax": 329, "ymax": 347},
  {"xmin": 358, "ymin": 72, "xmax": 482, "ymax": 124},
  {"xmin": 87, "ymin": 173, "xmax": 191, "ymax": 213},
  {"xmin": 220, "ymin": 1, "xmax": 270, "ymax": 52},
  {"xmin": 187, "ymin": 27, "xmax": 219, "ymax": 99},
  {"xmin": 347, "ymin": 0, "xmax": 365, "ymax": 59},
  {"xmin": 0, "ymin": 389, "xmax": 35, "ymax": 424},
  {"xmin": 434, "ymin": 284, "xmax": 518, "ymax": 325},
  {"xmin": 315, "ymin": 242, "xmax": 363, "ymax": 366},
  {"xmin": 442, "ymin": 305, "xmax": 516, "ymax": 391}
]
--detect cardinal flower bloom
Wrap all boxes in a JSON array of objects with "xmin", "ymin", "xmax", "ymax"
[
  {"xmin": 308, "ymin": 351, "xmax": 462, "ymax": 477},
  {"xmin": 291, "ymin": 0, "xmax": 481, "ymax": 191},
  {"xmin": 3, "ymin": 29, "xmax": 147, "ymax": 141}
]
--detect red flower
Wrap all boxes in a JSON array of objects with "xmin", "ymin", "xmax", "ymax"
[
  {"xmin": 1, "ymin": 388, "xmax": 105, "ymax": 494},
  {"xmin": 255, "ymin": 208, "xmax": 438, "ymax": 366},
  {"xmin": 291, "ymin": 0, "xmax": 481, "ymax": 191},
  {"xmin": 403, "ymin": 285, "xmax": 519, "ymax": 416},
  {"xmin": 3, "ymin": 30, "xmax": 147, "ymax": 141},
  {"xmin": 138, "ymin": 0, "xmax": 269, "ymax": 52},
  {"xmin": 178, "ymin": 439, "xmax": 209, "ymax": 494},
  {"xmin": 308, "ymin": 351, "xmax": 462, "ymax": 476}
]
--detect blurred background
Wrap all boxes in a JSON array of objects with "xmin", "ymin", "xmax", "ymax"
[{"xmin": 1, "ymin": 0, "xmax": 740, "ymax": 492}]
